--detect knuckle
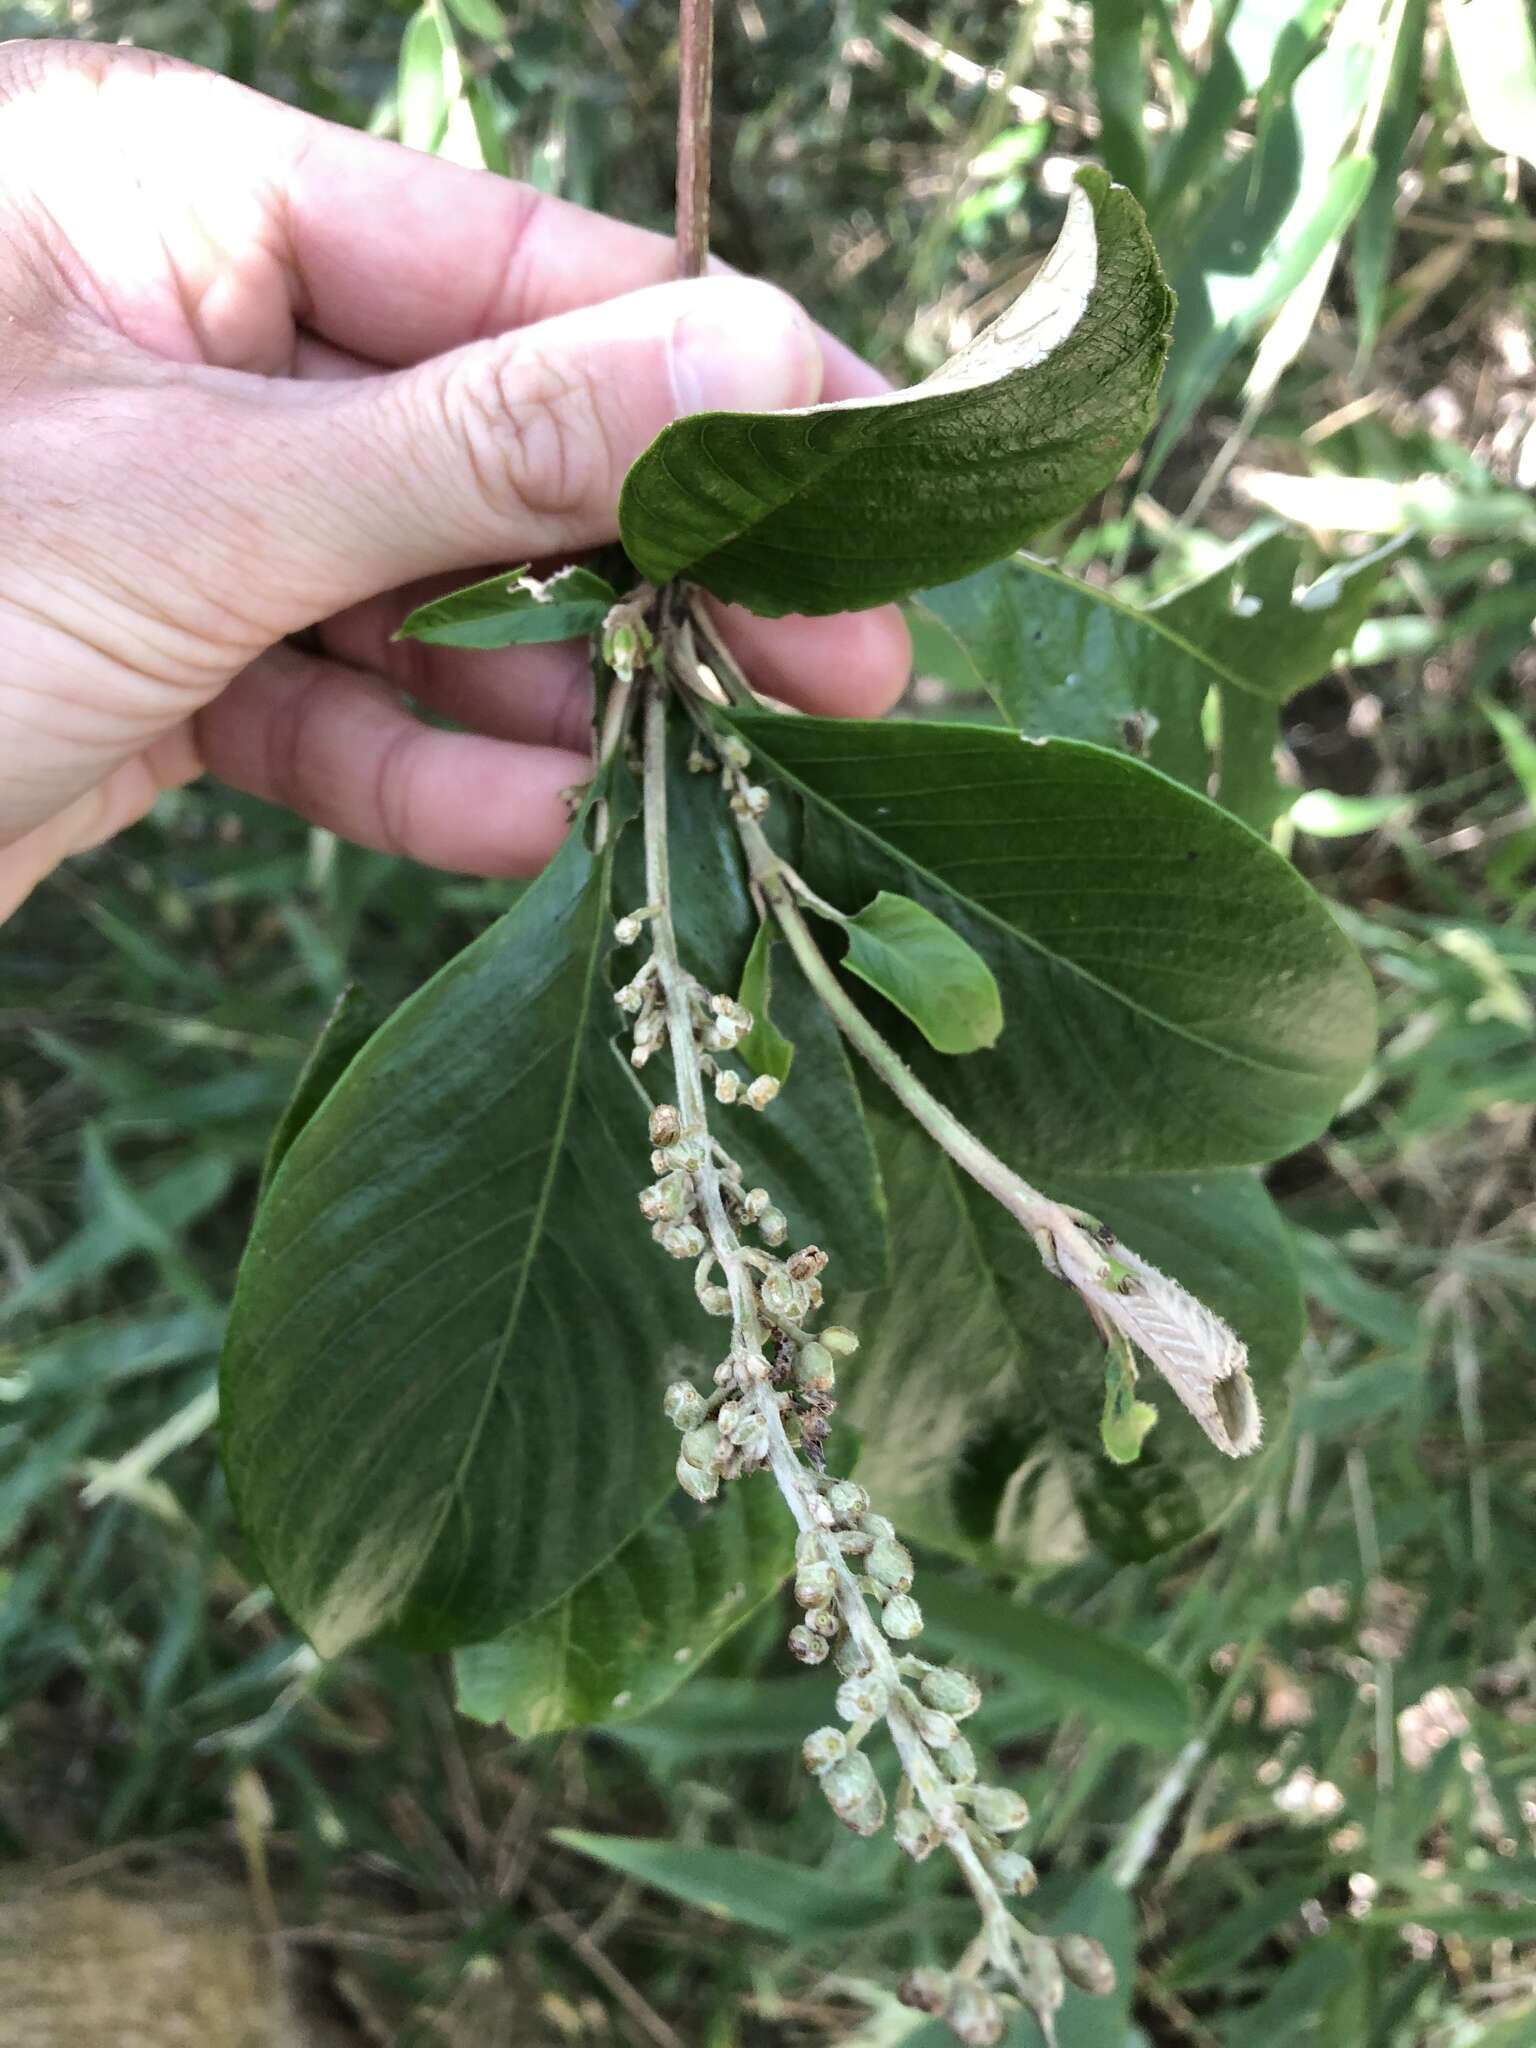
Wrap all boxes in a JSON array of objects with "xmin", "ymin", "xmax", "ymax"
[{"xmin": 444, "ymin": 343, "xmax": 611, "ymax": 531}]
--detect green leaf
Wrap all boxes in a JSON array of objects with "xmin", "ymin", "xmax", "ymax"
[
  {"xmin": 723, "ymin": 709, "xmax": 1376, "ymax": 1172},
  {"xmin": 453, "ymin": 1480, "xmax": 792, "ymax": 1736},
  {"xmin": 919, "ymin": 1579, "xmax": 1191, "ymax": 1749},
  {"xmin": 1351, "ymin": 0, "xmax": 1428, "ymax": 359},
  {"xmin": 617, "ymin": 169, "xmax": 1172, "ymax": 616},
  {"xmin": 1090, "ymin": 0, "xmax": 1149, "ymax": 197},
  {"xmin": 841, "ymin": 1103, "xmax": 1301, "ymax": 1565},
  {"xmin": 915, "ymin": 532, "xmax": 1398, "ymax": 823},
  {"xmin": 736, "ymin": 922, "xmax": 795, "ymax": 1084},
  {"xmin": 1444, "ymin": 0, "xmax": 1536, "ymax": 172},
  {"xmin": 397, "ymin": 3, "xmax": 451, "ymax": 153},
  {"xmin": 840, "ymin": 892, "xmax": 1003, "ymax": 1055},
  {"xmin": 221, "ymin": 774, "xmax": 697, "ymax": 1656},
  {"xmin": 1100, "ymin": 1342, "xmax": 1159, "ymax": 1464},
  {"xmin": 550, "ymin": 1833, "xmax": 892, "ymax": 1943},
  {"xmin": 257, "ymin": 987, "xmax": 388, "ymax": 1202},
  {"xmin": 443, "ymin": 0, "xmax": 507, "ymax": 40},
  {"xmin": 395, "ymin": 564, "xmax": 617, "ymax": 650}
]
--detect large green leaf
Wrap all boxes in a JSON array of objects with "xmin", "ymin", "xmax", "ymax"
[
  {"xmin": 914, "ymin": 533, "xmax": 1397, "ymax": 820},
  {"xmin": 723, "ymin": 709, "xmax": 1375, "ymax": 1172},
  {"xmin": 843, "ymin": 1103, "xmax": 1302, "ymax": 1565},
  {"xmin": 617, "ymin": 168, "xmax": 1171, "ymax": 616},
  {"xmin": 453, "ymin": 1479, "xmax": 792, "ymax": 1736},
  {"xmin": 221, "ymin": 784, "xmax": 695, "ymax": 1656}
]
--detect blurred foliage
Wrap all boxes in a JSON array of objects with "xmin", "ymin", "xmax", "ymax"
[{"xmin": 1, "ymin": 1, "xmax": 1534, "ymax": 2043}]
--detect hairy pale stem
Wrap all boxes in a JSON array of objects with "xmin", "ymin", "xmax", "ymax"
[
  {"xmin": 675, "ymin": 0, "xmax": 714, "ymax": 279},
  {"xmin": 640, "ymin": 680, "xmax": 1056, "ymax": 2020}
]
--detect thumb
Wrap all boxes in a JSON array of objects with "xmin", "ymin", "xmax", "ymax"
[{"xmin": 254, "ymin": 275, "xmax": 824, "ymax": 625}]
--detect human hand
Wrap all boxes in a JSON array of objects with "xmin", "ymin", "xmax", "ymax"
[{"xmin": 0, "ymin": 40, "xmax": 910, "ymax": 922}]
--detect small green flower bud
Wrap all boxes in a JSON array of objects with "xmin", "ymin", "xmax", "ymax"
[
  {"xmin": 679, "ymin": 1423, "xmax": 721, "ymax": 1471},
  {"xmin": 970, "ymin": 1785, "xmax": 1030, "ymax": 1836},
  {"xmin": 835, "ymin": 1672, "xmax": 890, "ymax": 1722},
  {"xmin": 820, "ymin": 1325, "xmax": 860, "ymax": 1357},
  {"xmin": 898, "ymin": 1968, "xmax": 950, "ymax": 2015},
  {"xmin": 820, "ymin": 1752, "xmax": 886, "ymax": 1837},
  {"xmin": 794, "ymin": 1341, "xmax": 836, "ymax": 1395},
  {"xmin": 787, "ymin": 1624, "xmax": 828, "ymax": 1666},
  {"xmin": 986, "ymin": 1850, "xmax": 1037, "ymax": 1897},
  {"xmin": 662, "ymin": 1136, "xmax": 707, "ymax": 1172},
  {"xmin": 881, "ymin": 1594, "xmax": 923, "ymax": 1641},
  {"xmin": 758, "ymin": 1205, "xmax": 788, "ymax": 1247},
  {"xmin": 939, "ymin": 1737, "xmax": 977, "ymax": 1786},
  {"xmin": 648, "ymin": 1103, "xmax": 680, "ymax": 1146},
  {"xmin": 698, "ymin": 1284, "xmax": 732, "ymax": 1316},
  {"xmin": 806, "ymin": 1605, "xmax": 841, "ymax": 1640},
  {"xmin": 920, "ymin": 1668, "xmax": 984, "ymax": 1719},
  {"xmin": 742, "ymin": 1187, "xmax": 770, "ymax": 1221},
  {"xmin": 913, "ymin": 1708, "xmax": 960, "ymax": 1750},
  {"xmin": 862, "ymin": 1513, "xmax": 897, "ymax": 1543},
  {"xmin": 795, "ymin": 1561, "xmax": 837, "ymax": 1610},
  {"xmin": 824, "ymin": 1479, "xmax": 869, "ymax": 1521},
  {"xmin": 893, "ymin": 1806, "xmax": 938, "ymax": 1861},
  {"xmin": 745, "ymin": 1074, "xmax": 780, "ymax": 1111},
  {"xmin": 801, "ymin": 1726, "xmax": 846, "ymax": 1775},
  {"xmin": 675, "ymin": 1455, "xmax": 719, "ymax": 1503},
  {"xmin": 944, "ymin": 1980, "xmax": 1006, "ymax": 2046},
  {"xmin": 718, "ymin": 735, "xmax": 752, "ymax": 771},
  {"xmin": 663, "ymin": 1381, "xmax": 706, "ymax": 1431},
  {"xmin": 760, "ymin": 1269, "xmax": 806, "ymax": 1319},
  {"xmin": 659, "ymin": 1222, "xmax": 705, "ymax": 1260},
  {"xmin": 866, "ymin": 1539, "xmax": 914, "ymax": 1593},
  {"xmin": 1055, "ymin": 1934, "xmax": 1117, "ymax": 1998}
]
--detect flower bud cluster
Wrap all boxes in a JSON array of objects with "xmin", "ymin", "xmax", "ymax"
[{"xmin": 895, "ymin": 1928, "xmax": 1116, "ymax": 2044}]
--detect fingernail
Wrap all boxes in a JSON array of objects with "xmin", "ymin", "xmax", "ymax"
[{"xmin": 670, "ymin": 281, "xmax": 823, "ymax": 416}]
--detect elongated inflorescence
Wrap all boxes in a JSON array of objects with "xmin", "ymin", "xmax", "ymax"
[{"xmin": 620, "ymin": 675, "xmax": 1114, "ymax": 2046}]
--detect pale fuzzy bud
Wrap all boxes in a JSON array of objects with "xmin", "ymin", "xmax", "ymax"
[
  {"xmin": 663, "ymin": 1382, "xmax": 706, "ymax": 1431},
  {"xmin": 705, "ymin": 1017, "xmax": 742, "ymax": 1052},
  {"xmin": 786, "ymin": 1245, "xmax": 828, "ymax": 1281},
  {"xmin": 699, "ymin": 1284, "xmax": 732, "ymax": 1316},
  {"xmin": 718, "ymin": 735, "xmax": 752, "ymax": 772},
  {"xmin": 820, "ymin": 1752, "xmax": 886, "ymax": 1836},
  {"xmin": 714, "ymin": 1069, "xmax": 741, "ymax": 1105},
  {"xmin": 913, "ymin": 1708, "xmax": 960, "ymax": 1750},
  {"xmin": 881, "ymin": 1595, "xmax": 923, "ymax": 1641},
  {"xmin": 794, "ymin": 1342, "xmax": 836, "ymax": 1395},
  {"xmin": 795, "ymin": 1529, "xmax": 832, "ymax": 1566},
  {"xmin": 637, "ymin": 1186, "xmax": 664, "ymax": 1221},
  {"xmin": 944, "ymin": 1981, "xmax": 1006, "ymax": 2046},
  {"xmin": 898, "ymin": 1968, "xmax": 950, "ymax": 2015},
  {"xmin": 806, "ymin": 1606, "xmax": 841, "ymax": 1640},
  {"xmin": 646, "ymin": 1171, "xmax": 691, "ymax": 1222},
  {"xmin": 920, "ymin": 1668, "xmax": 983, "ymax": 1720},
  {"xmin": 836, "ymin": 1672, "xmax": 890, "ymax": 1722},
  {"xmin": 820, "ymin": 1325, "xmax": 860, "ymax": 1357},
  {"xmin": 787, "ymin": 1623, "xmax": 828, "ymax": 1666},
  {"xmin": 986, "ymin": 1850, "xmax": 1037, "ymax": 1897},
  {"xmin": 679, "ymin": 1423, "xmax": 721, "ymax": 1471},
  {"xmin": 863, "ymin": 1513, "xmax": 897, "ymax": 1543},
  {"xmin": 614, "ymin": 982, "xmax": 645, "ymax": 1014},
  {"xmin": 866, "ymin": 1539, "xmax": 914, "ymax": 1593},
  {"xmin": 742, "ymin": 1187, "xmax": 771, "ymax": 1222},
  {"xmin": 659, "ymin": 1223, "xmax": 705, "ymax": 1260},
  {"xmin": 824, "ymin": 1479, "xmax": 869, "ymax": 1521},
  {"xmin": 713, "ymin": 1359, "xmax": 738, "ymax": 1387},
  {"xmin": 833, "ymin": 1634, "xmax": 871, "ymax": 1678},
  {"xmin": 745, "ymin": 1074, "xmax": 780, "ymax": 1111},
  {"xmin": 758, "ymin": 1205, "xmax": 788, "ymax": 1247},
  {"xmin": 662, "ymin": 1136, "xmax": 707, "ymax": 1172},
  {"xmin": 795, "ymin": 1562, "xmax": 837, "ymax": 1610},
  {"xmin": 836, "ymin": 1528, "xmax": 875, "ymax": 1558},
  {"xmin": 760, "ymin": 1270, "xmax": 805, "ymax": 1319},
  {"xmin": 801, "ymin": 1726, "xmax": 847, "ymax": 1775},
  {"xmin": 648, "ymin": 1103, "xmax": 680, "ymax": 1146},
  {"xmin": 893, "ymin": 1805, "xmax": 939, "ymax": 1861},
  {"xmin": 970, "ymin": 1785, "xmax": 1030, "ymax": 1836},
  {"xmin": 613, "ymin": 914, "xmax": 643, "ymax": 946},
  {"xmin": 1055, "ymin": 1934, "xmax": 1117, "ymax": 1998},
  {"xmin": 715, "ymin": 1399, "xmax": 743, "ymax": 1438},
  {"xmin": 730, "ymin": 784, "xmax": 771, "ymax": 818},
  {"xmin": 939, "ymin": 1737, "xmax": 977, "ymax": 1786},
  {"xmin": 675, "ymin": 1455, "xmax": 719, "ymax": 1503},
  {"xmin": 731, "ymin": 1411, "xmax": 769, "ymax": 1462}
]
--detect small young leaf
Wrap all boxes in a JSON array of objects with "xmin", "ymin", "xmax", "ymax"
[
  {"xmin": 395, "ymin": 564, "xmax": 617, "ymax": 650},
  {"xmin": 618, "ymin": 168, "xmax": 1172, "ymax": 616},
  {"xmin": 736, "ymin": 922, "xmax": 795, "ymax": 1083},
  {"xmin": 839, "ymin": 891, "xmax": 1003, "ymax": 1055},
  {"xmin": 1100, "ymin": 1338, "xmax": 1159, "ymax": 1465}
]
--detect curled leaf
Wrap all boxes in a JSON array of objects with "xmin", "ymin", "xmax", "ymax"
[{"xmin": 840, "ymin": 891, "xmax": 1003, "ymax": 1055}]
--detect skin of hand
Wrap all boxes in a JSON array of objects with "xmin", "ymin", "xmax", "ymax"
[{"xmin": 0, "ymin": 40, "xmax": 910, "ymax": 924}]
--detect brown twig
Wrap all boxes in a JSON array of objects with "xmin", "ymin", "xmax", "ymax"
[{"xmin": 675, "ymin": 0, "xmax": 715, "ymax": 279}]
